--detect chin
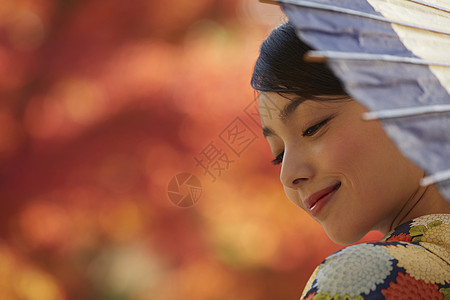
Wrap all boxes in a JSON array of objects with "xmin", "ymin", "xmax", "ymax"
[{"xmin": 324, "ymin": 227, "xmax": 366, "ymax": 245}]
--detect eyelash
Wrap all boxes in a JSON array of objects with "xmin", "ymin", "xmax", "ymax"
[
  {"xmin": 302, "ymin": 118, "xmax": 331, "ymax": 137},
  {"xmin": 271, "ymin": 118, "xmax": 331, "ymax": 165},
  {"xmin": 271, "ymin": 152, "xmax": 284, "ymax": 165}
]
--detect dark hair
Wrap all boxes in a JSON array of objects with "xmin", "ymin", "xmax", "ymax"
[{"xmin": 251, "ymin": 22, "xmax": 347, "ymax": 99}]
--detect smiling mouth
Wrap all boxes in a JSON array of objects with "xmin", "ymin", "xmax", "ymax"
[
  {"xmin": 307, "ymin": 182, "xmax": 341, "ymax": 212},
  {"xmin": 320, "ymin": 182, "xmax": 340, "ymax": 201}
]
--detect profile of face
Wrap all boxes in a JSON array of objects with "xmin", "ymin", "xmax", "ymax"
[{"xmin": 259, "ymin": 92, "xmax": 425, "ymax": 245}]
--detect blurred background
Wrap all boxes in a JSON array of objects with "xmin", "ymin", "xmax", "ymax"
[{"xmin": 0, "ymin": 1, "xmax": 382, "ymax": 299}]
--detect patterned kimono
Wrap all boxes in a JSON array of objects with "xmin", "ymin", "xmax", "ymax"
[{"xmin": 301, "ymin": 214, "xmax": 450, "ymax": 299}]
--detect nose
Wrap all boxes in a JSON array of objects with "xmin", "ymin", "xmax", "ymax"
[{"xmin": 280, "ymin": 147, "xmax": 314, "ymax": 189}]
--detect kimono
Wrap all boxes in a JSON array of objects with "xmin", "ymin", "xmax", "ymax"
[{"xmin": 301, "ymin": 214, "xmax": 450, "ymax": 299}]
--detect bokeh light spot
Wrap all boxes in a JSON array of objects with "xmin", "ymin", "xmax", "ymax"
[
  {"xmin": 8, "ymin": 9, "xmax": 46, "ymax": 51},
  {"xmin": 14, "ymin": 268, "xmax": 63, "ymax": 300},
  {"xmin": 19, "ymin": 200, "xmax": 70, "ymax": 249}
]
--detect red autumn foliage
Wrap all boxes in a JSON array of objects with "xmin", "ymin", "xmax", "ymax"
[{"xmin": 0, "ymin": 1, "xmax": 382, "ymax": 299}]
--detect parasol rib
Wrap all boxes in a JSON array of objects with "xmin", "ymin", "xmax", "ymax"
[
  {"xmin": 259, "ymin": 0, "xmax": 280, "ymax": 4},
  {"xmin": 262, "ymin": 0, "xmax": 450, "ymax": 14},
  {"xmin": 279, "ymin": 0, "xmax": 450, "ymax": 35},
  {"xmin": 305, "ymin": 51, "xmax": 450, "ymax": 66},
  {"xmin": 407, "ymin": 0, "xmax": 450, "ymax": 13},
  {"xmin": 362, "ymin": 105, "xmax": 450, "ymax": 120},
  {"xmin": 421, "ymin": 170, "xmax": 450, "ymax": 186}
]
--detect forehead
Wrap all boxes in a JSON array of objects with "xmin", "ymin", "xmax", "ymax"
[
  {"xmin": 258, "ymin": 92, "xmax": 291, "ymax": 114},
  {"xmin": 258, "ymin": 92, "xmax": 322, "ymax": 124},
  {"xmin": 258, "ymin": 92, "xmax": 308, "ymax": 138},
  {"xmin": 258, "ymin": 92, "xmax": 351, "ymax": 119},
  {"xmin": 258, "ymin": 92, "xmax": 297, "ymax": 121}
]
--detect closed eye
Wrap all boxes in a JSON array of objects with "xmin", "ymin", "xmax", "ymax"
[
  {"xmin": 271, "ymin": 151, "xmax": 284, "ymax": 165},
  {"xmin": 302, "ymin": 118, "xmax": 331, "ymax": 137},
  {"xmin": 271, "ymin": 117, "xmax": 332, "ymax": 165}
]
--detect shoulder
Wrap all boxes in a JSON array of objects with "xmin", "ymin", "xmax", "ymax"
[
  {"xmin": 385, "ymin": 214, "xmax": 450, "ymax": 264},
  {"xmin": 300, "ymin": 241, "xmax": 450, "ymax": 300},
  {"xmin": 301, "ymin": 243, "xmax": 395, "ymax": 299}
]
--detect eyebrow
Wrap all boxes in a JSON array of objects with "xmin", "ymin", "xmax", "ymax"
[
  {"xmin": 262, "ymin": 97, "xmax": 306, "ymax": 138},
  {"xmin": 280, "ymin": 98, "xmax": 306, "ymax": 121},
  {"xmin": 262, "ymin": 127, "xmax": 274, "ymax": 137}
]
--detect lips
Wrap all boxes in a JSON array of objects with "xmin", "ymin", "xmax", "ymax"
[{"xmin": 304, "ymin": 182, "xmax": 341, "ymax": 213}]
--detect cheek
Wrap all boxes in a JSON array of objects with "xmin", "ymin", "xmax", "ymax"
[
  {"xmin": 313, "ymin": 128, "xmax": 365, "ymax": 176},
  {"xmin": 284, "ymin": 187, "xmax": 305, "ymax": 209},
  {"xmin": 314, "ymin": 123, "xmax": 390, "ymax": 188},
  {"xmin": 317, "ymin": 122, "xmax": 420, "ymax": 202}
]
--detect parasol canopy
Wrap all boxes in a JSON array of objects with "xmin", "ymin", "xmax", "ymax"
[{"xmin": 261, "ymin": 0, "xmax": 450, "ymax": 202}]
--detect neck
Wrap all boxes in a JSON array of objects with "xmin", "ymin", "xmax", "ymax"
[{"xmin": 385, "ymin": 184, "xmax": 450, "ymax": 234}]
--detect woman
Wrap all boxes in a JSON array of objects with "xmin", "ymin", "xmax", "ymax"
[{"xmin": 251, "ymin": 22, "xmax": 450, "ymax": 299}]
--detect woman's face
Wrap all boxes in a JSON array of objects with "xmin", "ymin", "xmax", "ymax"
[{"xmin": 260, "ymin": 92, "xmax": 424, "ymax": 245}]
